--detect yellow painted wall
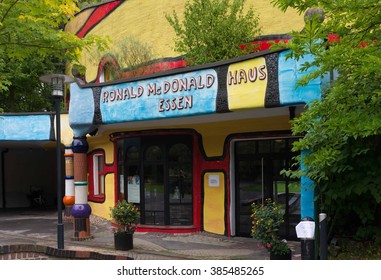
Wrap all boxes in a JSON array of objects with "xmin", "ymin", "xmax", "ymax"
[
  {"xmin": 65, "ymin": 0, "xmax": 300, "ymax": 224},
  {"xmin": 87, "ymin": 132, "xmax": 116, "ymax": 219},
  {"xmin": 191, "ymin": 115, "xmax": 291, "ymax": 157},
  {"xmin": 89, "ymin": 174, "xmax": 115, "ymax": 218},
  {"xmin": 86, "ymin": 113, "xmax": 291, "ymax": 220},
  {"xmin": 66, "ymin": 0, "xmax": 304, "ymax": 82},
  {"xmin": 89, "ymin": 135, "xmax": 115, "ymax": 165},
  {"xmin": 203, "ymin": 172, "xmax": 225, "ymax": 234},
  {"xmin": 92, "ymin": 115, "xmax": 291, "ymax": 159},
  {"xmin": 60, "ymin": 114, "xmax": 74, "ymax": 146}
]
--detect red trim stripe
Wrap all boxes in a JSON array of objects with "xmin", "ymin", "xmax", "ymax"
[{"xmin": 76, "ymin": 1, "xmax": 122, "ymax": 38}]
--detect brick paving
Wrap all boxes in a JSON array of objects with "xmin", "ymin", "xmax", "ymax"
[
  {"xmin": 0, "ymin": 210, "xmax": 301, "ymax": 260},
  {"xmin": 0, "ymin": 243, "xmax": 133, "ymax": 260}
]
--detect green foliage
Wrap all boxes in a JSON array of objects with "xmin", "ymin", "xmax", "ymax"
[
  {"xmin": 77, "ymin": 0, "xmax": 104, "ymax": 9},
  {"xmin": 272, "ymin": 0, "xmax": 381, "ymax": 242},
  {"xmin": 101, "ymin": 36, "xmax": 156, "ymax": 80},
  {"xmin": 329, "ymin": 238, "xmax": 381, "ymax": 260},
  {"xmin": 110, "ymin": 200, "xmax": 140, "ymax": 234},
  {"xmin": 115, "ymin": 36, "xmax": 155, "ymax": 75},
  {"xmin": 0, "ymin": 55, "xmax": 64, "ymax": 112},
  {"xmin": 251, "ymin": 199, "xmax": 290, "ymax": 255},
  {"xmin": 0, "ymin": 0, "xmax": 108, "ymax": 111},
  {"xmin": 166, "ymin": 0, "xmax": 261, "ymax": 65}
]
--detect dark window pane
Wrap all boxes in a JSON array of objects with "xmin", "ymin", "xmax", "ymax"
[
  {"xmin": 126, "ymin": 146, "xmax": 139, "ymax": 160},
  {"xmin": 144, "ymin": 145, "xmax": 163, "ymax": 161},
  {"xmin": 170, "ymin": 204, "xmax": 192, "ymax": 225},
  {"xmin": 144, "ymin": 164, "xmax": 164, "ymax": 225},
  {"xmin": 236, "ymin": 141, "xmax": 256, "ymax": 155},
  {"xmin": 273, "ymin": 139, "xmax": 286, "ymax": 153},
  {"xmin": 169, "ymin": 143, "xmax": 191, "ymax": 161},
  {"xmin": 257, "ymin": 140, "xmax": 271, "ymax": 153}
]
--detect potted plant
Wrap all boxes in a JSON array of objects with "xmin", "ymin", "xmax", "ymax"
[
  {"xmin": 251, "ymin": 198, "xmax": 291, "ymax": 260},
  {"xmin": 110, "ymin": 200, "xmax": 140, "ymax": 250}
]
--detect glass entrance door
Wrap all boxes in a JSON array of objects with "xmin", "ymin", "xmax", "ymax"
[
  {"xmin": 236, "ymin": 158, "xmax": 264, "ymax": 236},
  {"xmin": 235, "ymin": 139, "xmax": 299, "ymax": 239},
  {"xmin": 143, "ymin": 144, "xmax": 165, "ymax": 224},
  {"xmin": 117, "ymin": 135, "xmax": 193, "ymax": 226}
]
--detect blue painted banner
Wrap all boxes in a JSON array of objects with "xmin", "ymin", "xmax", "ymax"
[
  {"xmin": 69, "ymin": 83, "xmax": 96, "ymax": 137},
  {"xmin": 100, "ymin": 69, "xmax": 218, "ymax": 124},
  {"xmin": 69, "ymin": 49, "xmax": 325, "ymax": 136},
  {"xmin": 0, "ymin": 114, "xmax": 52, "ymax": 141},
  {"xmin": 278, "ymin": 50, "xmax": 323, "ymax": 105}
]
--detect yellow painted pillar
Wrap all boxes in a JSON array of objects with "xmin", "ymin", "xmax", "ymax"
[{"xmin": 203, "ymin": 172, "xmax": 225, "ymax": 235}]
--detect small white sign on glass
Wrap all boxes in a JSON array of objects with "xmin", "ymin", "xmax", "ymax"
[
  {"xmin": 128, "ymin": 175, "xmax": 140, "ymax": 203},
  {"xmin": 208, "ymin": 174, "xmax": 220, "ymax": 187}
]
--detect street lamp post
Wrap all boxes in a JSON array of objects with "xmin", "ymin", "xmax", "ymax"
[{"xmin": 40, "ymin": 74, "xmax": 75, "ymax": 250}]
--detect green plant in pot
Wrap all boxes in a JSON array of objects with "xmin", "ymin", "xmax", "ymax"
[
  {"xmin": 251, "ymin": 198, "xmax": 291, "ymax": 260},
  {"xmin": 110, "ymin": 200, "xmax": 140, "ymax": 250}
]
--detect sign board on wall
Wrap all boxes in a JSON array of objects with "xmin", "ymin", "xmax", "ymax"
[
  {"xmin": 227, "ymin": 57, "xmax": 268, "ymax": 110},
  {"xmin": 100, "ymin": 69, "xmax": 218, "ymax": 124},
  {"xmin": 69, "ymin": 50, "xmax": 323, "ymax": 137},
  {"xmin": 208, "ymin": 174, "xmax": 220, "ymax": 187}
]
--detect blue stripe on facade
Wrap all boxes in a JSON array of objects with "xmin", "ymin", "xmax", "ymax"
[
  {"xmin": 69, "ymin": 83, "xmax": 96, "ymax": 137},
  {"xmin": 0, "ymin": 115, "xmax": 52, "ymax": 141},
  {"xmin": 278, "ymin": 50, "xmax": 322, "ymax": 105}
]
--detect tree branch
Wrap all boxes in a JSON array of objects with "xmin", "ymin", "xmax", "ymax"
[
  {"xmin": 0, "ymin": 41, "xmax": 68, "ymax": 51},
  {"xmin": 1, "ymin": 0, "xmax": 19, "ymax": 24}
]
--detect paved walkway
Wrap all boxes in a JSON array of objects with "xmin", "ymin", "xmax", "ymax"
[{"xmin": 0, "ymin": 209, "xmax": 301, "ymax": 260}]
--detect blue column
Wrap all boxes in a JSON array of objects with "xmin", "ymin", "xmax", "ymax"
[{"xmin": 300, "ymin": 150, "xmax": 315, "ymax": 219}]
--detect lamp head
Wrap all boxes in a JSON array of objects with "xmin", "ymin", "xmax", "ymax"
[{"xmin": 39, "ymin": 74, "xmax": 75, "ymax": 98}]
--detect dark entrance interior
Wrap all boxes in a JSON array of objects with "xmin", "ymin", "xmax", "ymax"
[
  {"xmin": 117, "ymin": 134, "xmax": 193, "ymax": 226},
  {"xmin": 0, "ymin": 142, "xmax": 60, "ymax": 210},
  {"xmin": 235, "ymin": 138, "xmax": 300, "ymax": 240}
]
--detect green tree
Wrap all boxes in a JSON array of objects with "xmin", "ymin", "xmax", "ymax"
[
  {"xmin": 113, "ymin": 36, "xmax": 156, "ymax": 77},
  {"xmin": 0, "ymin": 55, "xmax": 63, "ymax": 112},
  {"xmin": 166, "ymin": 0, "xmax": 261, "ymax": 65},
  {"xmin": 0, "ymin": 0, "xmax": 107, "ymax": 112},
  {"xmin": 272, "ymin": 1, "xmax": 381, "ymax": 241},
  {"xmin": 99, "ymin": 36, "xmax": 156, "ymax": 81}
]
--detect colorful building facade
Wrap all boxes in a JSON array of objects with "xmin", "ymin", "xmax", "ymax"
[
  {"xmin": 66, "ymin": 43, "xmax": 324, "ymax": 239},
  {"xmin": 0, "ymin": 0, "xmax": 323, "ymax": 240}
]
